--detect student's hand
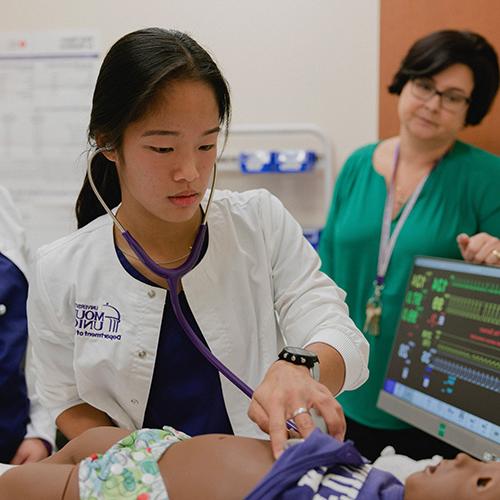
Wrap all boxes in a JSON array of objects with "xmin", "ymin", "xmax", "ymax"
[
  {"xmin": 457, "ymin": 232, "xmax": 500, "ymax": 266},
  {"xmin": 248, "ymin": 360, "xmax": 346, "ymax": 459},
  {"xmin": 10, "ymin": 438, "xmax": 49, "ymax": 464}
]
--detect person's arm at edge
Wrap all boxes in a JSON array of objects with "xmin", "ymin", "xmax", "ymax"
[
  {"xmin": 28, "ymin": 245, "xmax": 113, "ymax": 441},
  {"xmin": 305, "ymin": 341, "xmax": 345, "ymax": 396},
  {"xmin": 56, "ymin": 403, "xmax": 114, "ymax": 440},
  {"xmin": 12, "ymin": 340, "xmax": 56, "ymax": 463}
]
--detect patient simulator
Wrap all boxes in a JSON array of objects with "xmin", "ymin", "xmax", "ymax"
[
  {"xmin": 0, "ymin": 425, "xmax": 499, "ymax": 499},
  {"xmin": 1, "ymin": 256, "xmax": 499, "ymax": 498}
]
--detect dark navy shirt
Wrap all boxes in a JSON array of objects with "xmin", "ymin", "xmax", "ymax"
[
  {"xmin": 115, "ymin": 241, "xmax": 233, "ymax": 436},
  {"xmin": 0, "ymin": 252, "xmax": 30, "ymax": 462},
  {"xmin": 247, "ymin": 430, "xmax": 404, "ymax": 499}
]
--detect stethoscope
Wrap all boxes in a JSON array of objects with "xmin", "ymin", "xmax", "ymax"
[{"xmin": 87, "ymin": 146, "xmax": 299, "ymax": 432}]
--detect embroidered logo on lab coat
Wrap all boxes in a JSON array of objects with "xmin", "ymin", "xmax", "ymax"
[{"xmin": 75, "ymin": 302, "xmax": 122, "ymax": 340}]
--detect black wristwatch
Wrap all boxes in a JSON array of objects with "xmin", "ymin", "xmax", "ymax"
[{"xmin": 278, "ymin": 346, "xmax": 320, "ymax": 381}]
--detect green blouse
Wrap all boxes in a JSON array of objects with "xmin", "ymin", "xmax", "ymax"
[{"xmin": 319, "ymin": 140, "xmax": 500, "ymax": 429}]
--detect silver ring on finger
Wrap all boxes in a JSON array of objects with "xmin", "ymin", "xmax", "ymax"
[{"xmin": 291, "ymin": 407, "xmax": 310, "ymax": 419}]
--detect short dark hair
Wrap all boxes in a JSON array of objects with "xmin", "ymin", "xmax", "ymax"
[
  {"xmin": 388, "ymin": 30, "xmax": 499, "ymax": 126},
  {"xmin": 76, "ymin": 28, "xmax": 231, "ymax": 228}
]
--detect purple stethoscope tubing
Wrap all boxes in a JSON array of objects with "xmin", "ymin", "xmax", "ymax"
[
  {"xmin": 87, "ymin": 147, "xmax": 299, "ymax": 432},
  {"xmin": 122, "ymin": 225, "xmax": 255, "ymax": 398}
]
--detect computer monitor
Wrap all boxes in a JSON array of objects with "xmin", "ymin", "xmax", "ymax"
[{"xmin": 378, "ymin": 256, "xmax": 500, "ymax": 461}]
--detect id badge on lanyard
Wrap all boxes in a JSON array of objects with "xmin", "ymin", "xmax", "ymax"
[{"xmin": 364, "ymin": 144, "xmax": 433, "ymax": 337}]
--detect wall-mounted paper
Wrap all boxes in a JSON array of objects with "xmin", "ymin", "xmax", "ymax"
[{"xmin": 0, "ymin": 31, "xmax": 100, "ymax": 250}]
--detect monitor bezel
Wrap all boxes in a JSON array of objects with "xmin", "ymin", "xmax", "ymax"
[{"xmin": 377, "ymin": 255, "xmax": 500, "ymax": 460}]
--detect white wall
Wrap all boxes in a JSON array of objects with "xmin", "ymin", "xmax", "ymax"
[
  {"xmin": 2, "ymin": 0, "xmax": 380, "ymax": 173},
  {"xmin": 1, "ymin": 1, "xmax": 379, "ymax": 247}
]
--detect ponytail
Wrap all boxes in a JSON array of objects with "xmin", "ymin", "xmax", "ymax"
[{"xmin": 75, "ymin": 153, "xmax": 121, "ymax": 229}]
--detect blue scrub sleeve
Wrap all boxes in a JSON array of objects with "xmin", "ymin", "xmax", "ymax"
[{"xmin": 0, "ymin": 252, "xmax": 30, "ymax": 462}]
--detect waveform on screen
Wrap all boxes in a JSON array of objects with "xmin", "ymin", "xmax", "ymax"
[
  {"xmin": 469, "ymin": 333, "xmax": 500, "ymax": 348},
  {"xmin": 437, "ymin": 342, "xmax": 500, "ymax": 371},
  {"xmin": 451, "ymin": 276, "xmax": 500, "ymax": 296},
  {"xmin": 432, "ymin": 356, "xmax": 500, "ymax": 393},
  {"xmin": 445, "ymin": 295, "xmax": 500, "ymax": 326}
]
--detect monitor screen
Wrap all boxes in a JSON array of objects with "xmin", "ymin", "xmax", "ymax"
[{"xmin": 377, "ymin": 256, "xmax": 500, "ymax": 460}]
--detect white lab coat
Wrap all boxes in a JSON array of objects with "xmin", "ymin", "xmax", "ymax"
[
  {"xmin": 0, "ymin": 185, "xmax": 55, "ymax": 447},
  {"xmin": 29, "ymin": 189, "xmax": 369, "ymax": 438}
]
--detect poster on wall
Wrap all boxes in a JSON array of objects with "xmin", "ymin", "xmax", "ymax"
[{"xmin": 0, "ymin": 31, "xmax": 100, "ymax": 250}]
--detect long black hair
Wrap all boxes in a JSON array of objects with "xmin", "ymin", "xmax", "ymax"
[
  {"xmin": 76, "ymin": 28, "xmax": 231, "ymax": 228},
  {"xmin": 388, "ymin": 30, "xmax": 499, "ymax": 126}
]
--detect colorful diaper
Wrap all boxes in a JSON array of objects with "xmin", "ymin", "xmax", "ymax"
[{"xmin": 79, "ymin": 426, "xmax": 190, "ymax": 500}]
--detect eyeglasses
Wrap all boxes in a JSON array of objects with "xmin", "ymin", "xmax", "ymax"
[{"xmin": 410, "ymin": 78, "xmax": 471, "ymax": 112}]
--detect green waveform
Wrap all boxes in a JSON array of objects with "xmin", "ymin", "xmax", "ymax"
[
  {"xmin": 437, "ymin": 342, "xmax": 500, "ymax": 370},
  {"xmin": 445, "ymin": 295, "xmax": 500, "ymax": 326},
  {"xmin": 451, "ymin": 277, "xmax": 500, "ymax": 296}
]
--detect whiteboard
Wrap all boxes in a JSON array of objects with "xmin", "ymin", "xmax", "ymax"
[{"xmin": 0, "ymin": 31, "xmax": 100, "ymax": 250}]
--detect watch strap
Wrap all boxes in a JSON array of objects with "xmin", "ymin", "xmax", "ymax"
[{"xmin": 278, "ymin": 347, "xmax": 320, "ymax": 381}]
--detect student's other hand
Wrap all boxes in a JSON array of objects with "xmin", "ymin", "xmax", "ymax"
[
  {"xmin": 248, "ymin": 360, "xmax": 345, "ymax": 460},
  {"xmin": 457, "ymin": 232, "xmax": 500, "ymax": 266},
  {"xmin": 10, "ymin": 438, "xmax": 49, "ymax": 464}
]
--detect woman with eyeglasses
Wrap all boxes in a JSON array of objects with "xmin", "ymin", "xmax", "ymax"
[{"xmin": 319, "ymin": 30, "xmax": 500, "ymax": 460}]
